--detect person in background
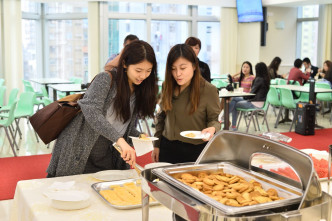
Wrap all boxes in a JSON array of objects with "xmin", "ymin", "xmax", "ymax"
[
  {"xmin": 316, "ymin": 60, "xmax": 332, "ymax": 80},
  {"xmin": 229, "ymin": 61, "xmax": 255, "ymax": 93},
  {"xmin": 324, "ymin": 65, "xmax": 332, "ymax": 88},
  {"xmin": 268, "ymin": 56, "xmax": 283, "ymax": 79},
  {"xmin": 104, "ymin": 34, "xmax": 139, "ymax": 69},
  {"xmin": 230, "ymin": 62, "xmax": 270, "ymax": 131},
  {"xmin": 184, "ymin": 37, "xmax": 211, "ymax": 83},
  {"xmin": 287, "ymin": 58, "xmax": 310, "ymax": 85},
  {"xmin": 152, "ymin": 44, "xmax": 220, "ymax": 165},
  {"xmin": 219, "ymin": 61, "xmax": 255, "ymax": 124},
  {"xmin": 303, "ymin": 57, "xmax": 319, "ymax": 79},
  {"xmin": 47, "ymin": 40, "xmax": 158, "ymax": 177}
]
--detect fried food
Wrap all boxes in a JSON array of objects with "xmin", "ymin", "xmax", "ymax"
[
  {"xmin": 139, "ymin": 134, "xmax": 150, "ymax": 140},
  {"xmin": 185, "ymin": 133, "xmax": 196, "ymax": 138},
  {"xmin": 100, "ymin": 181, "xmax": 154, "ymax": 206},
  {"xmin": 174, "ymin": 169, "xmax": 284, "ymax": 207}
]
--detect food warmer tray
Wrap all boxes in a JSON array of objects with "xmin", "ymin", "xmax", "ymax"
[{"xmin": 141, "ymin": 131, "xmax": 332, "ymax": 220}]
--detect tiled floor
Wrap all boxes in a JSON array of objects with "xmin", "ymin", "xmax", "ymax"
[{"xmin": 0, "ymin": 105, "xmax": 331, "ymax": 221}]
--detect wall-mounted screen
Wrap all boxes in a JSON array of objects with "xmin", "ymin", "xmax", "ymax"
[{"xmin": 236, "ymin": 0, "xmax": 263, "ymax": 23}]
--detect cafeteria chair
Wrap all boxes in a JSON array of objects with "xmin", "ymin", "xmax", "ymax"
[
  {"xmin": 266, "ymin": 87, "xmax": 282, "ymax": 118},
  {"xmin": 277, "ymin": 78, "xmax": 287, "ymax": 85},
  {"xmin": 0, "ymin": 101, "xmax": 18, "ymax": 156},
  {"xmin": 277, "ymin": 88, "xmax": 298, "ymax": 132},
  {"xmin": 0, "ymin": 78, "xmax": 4, "ymax": 86},
  {"xmin": 0, "ymin": 92, "xmax": 39, "ymax": 143},
  {"xmin": 0, "ymin": 86, "xmax": 6, "ymax": 107},
  {"xmin": 1, "ymin": 88, "xmax": 19, "ymax": 111},
  {"xmin": 211, "ymin": 79, "xmax": 228, "ymax": 90},
  {"xmin": 297, "ymin": 83, "xmax": 310, "ymax": 102},
  {"xmin": 316, "ymin": 82, "xmax": 332, "ymax": 116},
  {"xmin": 22, "ymin": 80, "xmax": 43, "ymax": 98},
  {"xmin": 236, "ymin": 100, "xmax": 270, "ymax": 133}
]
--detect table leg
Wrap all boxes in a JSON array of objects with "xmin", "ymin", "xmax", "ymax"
[
  {"xmin": 223, "ymin": 98, "xmax": 230, "ymax": 130},
  {"xmin": 142, "ymin": 189, "xmax": 150, "ymax": 221},
  {"xmin": 53, "ymin": 89, "xmax": 57, "ymax": 101},
  {"xmin": 279, "ymin": 109, "xmax": 292, "ymax": 124}
]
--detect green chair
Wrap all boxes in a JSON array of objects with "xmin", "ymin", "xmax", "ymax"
[
  {"xmin": 236, "ymin": 100, "xmax": 270, "ymax": 133},
  {"xmin": 0, "ymin": 86, "xmax": 6, "ymax": 107},
  {"xmin": 277, "ymin": 88, "xmax": 298, "ymax": 132},
  {"xmin": 1, "ymin": 88, "xmax": 19, "ymax": 111},
  {"xmin": 292, "ymin": 81, "xmax": 301, "ymax": 98},
  {"xmin": 316, "ymin": 82, "xmax": 332, "ymax": 117},
  {"xmin": 267, "ymin": 87, "xmax": 282, "ymax": 118},
  {"xmin": 278, "ymin": 79, "xmax": 287, "ymax": 85},
  {"xmin": 22, "ymin": 80, "xmax": 43, "ymax": 98},
  {"xmin": 0, "ymin": 92, "xmax": 39, "ymax": 142},
  {"xmin": 297, "ymin": 83, "xmax": 310, "ymax": 102},
  {"xmin": 0, "ymin": 78, "xmax": 4, "ymax": 86},
  {"xmin": 211, "ymin": 79, "xmax": 228, "ymax": 89},
  {"xmin": 0, "ymin": 101, "xmax": 18, "ymax": 156}
]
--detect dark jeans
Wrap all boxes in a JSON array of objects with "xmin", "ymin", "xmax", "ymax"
[{"xmin": 159, "ymin": 136, "xmax": 207, "ymax": 164}]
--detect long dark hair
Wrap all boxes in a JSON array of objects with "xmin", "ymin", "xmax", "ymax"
[
  {"xmin": 161, "ymin": 44, "xmax": 202, "ymax": 114},
  {"xmin": 239, "ymin": 61, "xmax": 253, "ymax": 87},
  {"xmin": 255, "ymin": 62, "xmax": 270, "ymax": 90},
  {"xmin": 323, "ymin": 60, "xmax": 332, "ymax": 74},
  {"xmin": 268, "ymin": 57, "xmax": 282, "ymax": 73},
  {"xmin": 325, "ymin": 65, "xmax": 332, "ymax": 85},
  {"xmin": 114, "ymin": 40, "xmax": 158, "ymax": 122}
]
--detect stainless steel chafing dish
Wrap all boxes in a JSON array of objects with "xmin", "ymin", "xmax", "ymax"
[{"xmin": 141, "ymin": 131, "xmax": 332, "ymax": 220}]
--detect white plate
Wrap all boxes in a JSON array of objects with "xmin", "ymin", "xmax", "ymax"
[
  {"xmin": 300, "ymin": 149, "xmax": 328, "ymax": 160},
  {"xmin": 45, "ymin": 190, "xmax": 91, "ymax": 210},
  {"xmin": 180, "ymin": 131, "xmax": 206, "ymax": 139},
  {"xmin": 92, "ymin": 169, "xmax": 139, "ymax": 181},
  {"xmin": 129, "ymin": 136, "xmax": 159, "ymax": 142}
]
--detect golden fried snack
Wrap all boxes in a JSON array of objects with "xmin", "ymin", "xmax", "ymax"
[
  {"xmin": 174, "ymin": 170, "xmax": 284, "ymax": 207},
  {"xmin": 185, "ymin": 133, "xmax": 196, "ymax": 138},
  {"xmin": 139, "ymin": 134, "xmax": 150, "ymax": 140}
]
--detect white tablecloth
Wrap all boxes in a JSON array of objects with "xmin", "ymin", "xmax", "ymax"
[{"xmin": 9, "ymin": 173, "xmax": 172, "ymax": 221}]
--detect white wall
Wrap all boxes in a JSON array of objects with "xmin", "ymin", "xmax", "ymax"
[
  {"xmin": 260, "ymin": 7, "xmax": 298, "ymax": 75},
  {"xmin": 236, "ymin": 23, "xmax": 261, "ymax": 72}
]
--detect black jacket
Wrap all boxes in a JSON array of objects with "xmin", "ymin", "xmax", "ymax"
[
  {"xmin": 309, "ymin": 65, "xmax": 319, "ymax": 79},
  {"xmin": 245, "ymin": 77, "xmax": 269, "ymax": 102},
  {"xmin": 198, "ymin": 59, "xmax": 211, "ymax": 83}
]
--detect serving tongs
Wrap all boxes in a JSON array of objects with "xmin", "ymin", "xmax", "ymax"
[{"xmin": 113, "ymin": 143, "xmax": 144, "ymax": 175}]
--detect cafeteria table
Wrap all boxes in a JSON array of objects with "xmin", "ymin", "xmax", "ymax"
[
  {"xmin": 48, "ymin": 84, "xmax": 86, "ymax": 101},
  {"xmin": 29, "ymin": 78, "xmax": 73, "ymax": 95},
  {"xmin": 9, "ymin": 172, "xmax": 172, "ymax": 221}
]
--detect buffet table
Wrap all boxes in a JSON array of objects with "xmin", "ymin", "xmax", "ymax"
[{"xmin": 9, "ymin": 173, "xmax": 172, "ymax": 221}]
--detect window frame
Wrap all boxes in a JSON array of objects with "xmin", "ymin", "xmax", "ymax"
[
  {"xmin": 296, "ymin": 5, "xmax": 320, "ymax": 64},
  {"xmin": 99, "ymin": 2, "xmax": 221, "ymax": 76}
]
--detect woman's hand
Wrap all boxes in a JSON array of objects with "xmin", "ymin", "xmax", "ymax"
[
  {"xmin": 116, "ymin": 138, "xmax": 136, "ymax": 166},
  {"xmin": 201, "ymin": 127, "xmax": 216, "ymax": 141},
  {"xmin": 151, "ymin": 147, "xmax": 160, "ymax": 162}
]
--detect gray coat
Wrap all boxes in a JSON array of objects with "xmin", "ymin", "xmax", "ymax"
[{"xmin": 47, "ymin": 72, "xmax": 141, "ymax": 177}]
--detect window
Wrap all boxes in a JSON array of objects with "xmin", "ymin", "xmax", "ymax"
[
  {"xmin": 45, "ymin": 2, "xmax": 88, "ymax": 14},
  {"xmin": 197, "ymin": 22, "xmax": 220, "ymax": 76},
  {"xmin": 108, "ymin": 2, "xmax": 146, "ymax": 13},
  {"xmin": 103, "ymin": 2, "xmax": 220, "ymax": 79},
  {"xmin": 22, "ymin": 19, "xmax": 38, "ymax": 79},
  {"xmin": 108, "ymin": 20, "xmax": 146, "ymax": 62},
  {"xmin": 151, "ymin": 21, "xmax": 189, "ymax": 79},
  {"xmin": 46, "ymin": 19, "xmax": 88, "ymax": 79},
  {"xmin": 151, "ymin": 4, "xmax": 188, "ymax": 15},
  {"xmin": 296, "ymin": 5, "xmax": 319, "ymax": 65}
]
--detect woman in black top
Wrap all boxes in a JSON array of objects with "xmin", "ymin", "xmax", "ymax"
[
  {"xmin": 185, "ymin": 37, "xmax": 211, "ymax": 83},
  {"xmin": 267, "ymin": 56, "xmax": 282, "ymax": 79},
  {"xmin": 231, "ymin": 62, "xmax": 270, "ymax": 130}
]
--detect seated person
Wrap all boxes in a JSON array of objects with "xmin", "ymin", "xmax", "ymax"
[
  {"xmin": 229, "ymin": 61, "xmax": 255, "ymax": 93},
  {"xmin": 268, "ymin": 56, "xmax": 282, "ymax": 79},
  {"xmin": 287, "ymin": 58, "xmax": 310, "ymax": 85},
  {"xmin": 229, "ymin": 62, "xmax": 270, "ymax": 131},
  {"xmin": 303, "ymin": 57, "xmax": 319, "ymax": 79},
  {"xmin": 316, "ymin": 60, "xmax": 332, "ymax": 79}
]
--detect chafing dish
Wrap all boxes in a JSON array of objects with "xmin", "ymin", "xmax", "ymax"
[{"xmin": 141, "ymin": 131, "xmax": 332, "ymax": 220}]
